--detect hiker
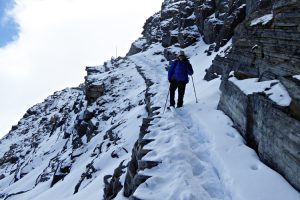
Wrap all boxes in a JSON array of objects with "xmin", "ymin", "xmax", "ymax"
[{"xmin": 168, "ymin": 50, "xmax": 194, "ymax": 108}]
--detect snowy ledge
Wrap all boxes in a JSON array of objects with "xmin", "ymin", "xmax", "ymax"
[
  {"xmin": 250, "ymin": 13, "xmax": 273, "ymax": 26},
  {"xmin": 293, "ymin": 75, "xmax": 300, "ymax": 80},
  {"xmin": 229, "ymin": 77, "xmax": 292, "ymax": 107}
]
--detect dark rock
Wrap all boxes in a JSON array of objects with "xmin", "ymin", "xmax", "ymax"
[
  {"xmin": 194, "ymin": 0, "xmax": 216, "ymax": 34},
  {"xmin": 246, "ymin": 0, "xmax": 272, "ymax": 15},
  {"xmin": 72, "ymin": 137, "xmax": 83, "ymax": 149},
  {"xmin": 75, "ymin": 120, "xmax": 89, "ymax": 137},
  {"xmin": 206, "ymin": 0, "xmax": 300, "ymax": 80},
  {"xmin": 139, "ymin": 118, "xmax": 153, "ymax": 139},
  {"xmin": 139, "ymin": 0, "xmax": 200, "ymax": 49},
  {"xmin": 218, "ymin": 80, "xmax": 248, "ymax": 135},
  {"xmin": 111, "ymin": 151, "xmax": 119, "ymax": 159},
  {"xmin": 74, "ymin": 163, "xmax": 97, "ymax": 194},
  {"xmin": 60, "ymin": 166, "xmax": 71, "ymax": 174},
  {"xmin": 51, "ymin": 174, "xmax": 65, "ymax": 187},
  {"xmin": 103, "ymin": 161, "xmax": 126, "ymax": 200},
  {"xmin": 85, "ymin": 67, "xmax": 102, "ymax": 76},
  {"xmin": 86, "ymin": 84, "xmax": 104, "ymax": 103},
  {"xmin": 163, "ymin": 48, "xmax": 178, "ymax": 61},
  {"xmin": 123, "ymin": 155, "xmax": 138, "ymax": 197},
  {"xmin": 83, "ymin": 109, "xmax": 95, "ymax": 121},
  {"xmin": 137, "ymin": 160, "xmax": 159, "ymax": 171},
  {"xmin": 103, "ymin": 123, "xmax": 122, "ymax": 145},
  {"xmin": 162, "ymin": 33, "xmax": 178, "ymax": 48},
  {"xmin": 63, "ymin": 131, "xmax": 71, "ymax": 139},
  {"xmin": 142, "ymin": 13, "xmax": 162, "ymax": 45},
  {"xmin": 279, "ymin": 77, "xmax": 300, "ymax": 120},
  {"xmin": 178, "ymin": 30, "xmax": 199, "ymax": 48},
  {"xmin": 133, "ymin": 174, "xmax": 151, "ymax": 189},
  {"xmin": 127, "ymin": 38, "xmax": 147, "ymax": 56},
  {"xmin": 258, "ymin": 70, "xmax": 278, "ymax": 81},
  {"xmin": 0, "ymin": 144, "xmax": 19, "ymax": 165},
  {"xmin": 11, "ymin": 125, "xmax": 18, "ymax": 131},
  {"xmin": 215, "ymin": 3, "xmax": 246, "ymax": 49},
  {"xmin": 203, "ymin": 16, "xmax": 224, "ymax": 44},
  {"xmin": 0, "ymin": 174, "xmax": 5, "ymax": 180},
  {"xmin": 250, "ymin": 94, "xmax": 300, "ymax": 191}
]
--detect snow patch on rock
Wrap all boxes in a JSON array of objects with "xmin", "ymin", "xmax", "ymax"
[{"xmin": 250, "ymin": 13, "xmax": 273, "ymax": 26}]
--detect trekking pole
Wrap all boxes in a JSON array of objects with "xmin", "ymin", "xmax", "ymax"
[
  {"xmin": 191, "ymin": 76, "xmax": 198, "ymax": 103},
  {"xmin": 163, "ymin": 88, "xmax": 170, "ymax": 114}
]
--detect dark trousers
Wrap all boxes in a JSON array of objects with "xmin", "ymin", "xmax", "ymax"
[{"xmin": 169, "ymin": 80, "xmax": 186, "ymax": 107}]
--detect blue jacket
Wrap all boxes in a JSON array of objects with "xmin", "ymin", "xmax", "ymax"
[{"xmin": 168, "ymin": 59, "xmax": 194, "ymax": 83}]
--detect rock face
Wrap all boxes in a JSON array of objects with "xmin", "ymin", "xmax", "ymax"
[
  {"xmin": 206, "ymin": 0, "xmax": 300, "ymax": 191},
  {"xmin": 85, "ymin": 67, "xmax": 105, "ymax": 103},
  {"xmin": 128, "ymin": 0, "xmax": 247, "ymax": 58},
  {"xmin": 205, "ymin": 0, "xmax": 300, "ymax": 80}
]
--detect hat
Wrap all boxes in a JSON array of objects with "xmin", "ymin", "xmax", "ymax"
[{"xmin": 178, "ymin": 50, "xmax": 186, "ymax": 57}]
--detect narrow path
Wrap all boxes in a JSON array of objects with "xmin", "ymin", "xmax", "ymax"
[
  {"xmin": 131, "ymin": 106, "xmax": 231, "ymax": 200},
  {"xmin": 126, "ymin": 46, "xmax": 231, "ymax": 199},
  {"xmin": 170, "ymin": 108, "xmax": 231, "ymax": 200}
]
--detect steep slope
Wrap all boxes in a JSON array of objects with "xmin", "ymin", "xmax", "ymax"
[
  {"xmin": 0, "ymin": 59, "xmax": 149, "ymax": 199},
  {"xmin": 0, "ymin": 0, "xmax": 299, "ymax": 200}
]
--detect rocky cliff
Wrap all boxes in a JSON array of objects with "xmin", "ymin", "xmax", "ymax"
[
  {"xmin": 127, "ymin": 0, "xmax": 246, "ymax": 59},
  {"xmin": 205, "ymin": 0, "xmax": 300, "ymax": 192}
]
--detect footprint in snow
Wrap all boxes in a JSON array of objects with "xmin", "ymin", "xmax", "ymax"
[
  {"xmin": 160, "ymin": 122, "xmax": 176, "ymax": 131},
  {"xmin": 226, "ymin": 132, "xmax": 236, "ymax": 138},
  {"xmin": 162, "ymin": 136, "xmax": 171, "ymax": 144},
  {"xmin": 250, "ymin": 164, "xmax": 259, "ymax": 170},
  {"xmin": 175, "ymin": 110, "xmax": 193, "ymax": 129}
]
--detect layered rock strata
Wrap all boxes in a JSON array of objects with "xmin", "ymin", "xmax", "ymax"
[{"xmin": 206, "ymin": 0, "xmax": 300, "ymax": 191}]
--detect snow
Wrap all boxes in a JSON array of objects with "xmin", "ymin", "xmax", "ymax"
[
  {"xmin": 251, "ymin": 13, "xmax": 273, "ymax": 26},
  {"xmin": 0, "ymin": 58, "xmax": 148, "ymax": 200},
  {"xmin": 187, "ymin": 13, "xmax": 196, "ymax": 20},
  {"xmin": 229, "ymin": 77, "xmax": 277, "ymax": 95},
  {"xmin": 293, "ymin": 75, "xmax": 300, "ymax": 80},
  {"xmin": 229, "ymin": 77, "xmax": 292, "ymax": 106},
  {"xmin": 240, "ymin": 4, "xmax": 246, "ymax": 9},
  {"xmin": 0, "ymin": 18, "xmax": 299, "ymax": 200},
  {"xmin": 161, "ymin": 18, "xmax": 172, "ymax": 27},
  {"xmin": 207, "ymin": 13, "xmax": 224, "ymax": 24},
  {"xmin": 265, "ymin": 82, "xmax": 292, "ymax": 106},
  {"xmin": 218, "ymin": 40, "xmax": 232, "ymax": 58}
]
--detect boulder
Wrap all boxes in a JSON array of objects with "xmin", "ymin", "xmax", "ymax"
[
  {"xmin": 85, "ymin": 83, "xmax": 105, "ymax": 103},
  {"xmin": 203, "ymin": 16, "xmax": 224, "ymax": 44},
  {"xmin": 127, "ymin": 38, "xmax": 148, "ymax": 56}
]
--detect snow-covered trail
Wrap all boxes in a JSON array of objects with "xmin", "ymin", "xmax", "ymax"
[
  {"xmin": 127, "ymin": 41, "xmax": 300, "ymax": 200},
  {"xmin": 134, "ymin": 107, "xmax": 231, "ymax": 200}
]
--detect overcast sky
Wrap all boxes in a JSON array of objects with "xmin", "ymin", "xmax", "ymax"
[{"xmin": 0, "ymin": 0, "xmax": 163, "ymax": 137}]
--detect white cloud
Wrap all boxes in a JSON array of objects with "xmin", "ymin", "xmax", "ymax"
[{"xmin": 0, "ymin": 0, "xmax": 163, "ymax": 137}]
